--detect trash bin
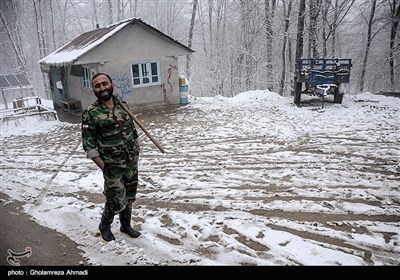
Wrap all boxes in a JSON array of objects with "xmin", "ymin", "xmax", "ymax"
[{"xmin": 179, "ymin": 75, "xmax": 189, "ymax": 105}]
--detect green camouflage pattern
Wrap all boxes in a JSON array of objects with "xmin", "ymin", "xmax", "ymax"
[
  {"xmin": 82, "ymin": 96, "xmax": 139, "ymax": 167},
  {"xmin": 103, "ymin": 161, "xmax": 138, "ymax": 214},
  {"xmin": 82, "ymin": 96, "xmax": 139, "ymax": 214}
]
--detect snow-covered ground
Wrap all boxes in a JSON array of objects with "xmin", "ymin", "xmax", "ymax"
[{"xmin": 0, "ymin": 91, "xmax": 399, "ymax": 265}]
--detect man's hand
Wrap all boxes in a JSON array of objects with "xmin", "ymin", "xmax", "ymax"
[{"xmin": 92, "ymin": 156, "xmax": 105, "ymax": 171}]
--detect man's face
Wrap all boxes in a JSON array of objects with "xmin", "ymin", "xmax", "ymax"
[{"xmin": 92, "ymin": 75, "xmax": 113, "ymax": 101}]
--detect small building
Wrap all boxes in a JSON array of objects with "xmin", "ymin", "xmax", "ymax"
[{"xmin": 39, "ymin": 18, "xmax": 194, "ymax": 113}]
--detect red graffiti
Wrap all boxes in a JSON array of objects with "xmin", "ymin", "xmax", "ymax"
[
  {"xmin": 162, "ymin": 83, "xmax": 168, "ymax": 102},
  {"xmin": 167, "ymin": 64, "xmax": 178, "ymax": 93},
  {"xmin": 162, "ymin": 64, "xmax": 177, "ymax": 103},
  {"xmin": 167, "ymin": 68, "xmax": 173, "ymax": 93}
]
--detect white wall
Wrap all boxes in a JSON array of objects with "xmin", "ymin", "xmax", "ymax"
[{"xmin": 70, "ymin": 23, "xmax": 192, "ymax": 111}]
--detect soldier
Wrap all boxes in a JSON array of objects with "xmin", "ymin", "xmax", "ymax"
[{"xmin": 82, "ymin": 73, "xmax": 141, "ymax": 242}]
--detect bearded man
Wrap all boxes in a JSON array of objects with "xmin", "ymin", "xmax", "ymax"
[{"xmin": 81, "ymin": 73, "xmax": 141, "ymax": 242}]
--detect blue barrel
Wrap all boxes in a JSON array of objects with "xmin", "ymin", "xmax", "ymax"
[{"xmin": 179, "ymin": 76, "xmax": 189, "ymax": 105}]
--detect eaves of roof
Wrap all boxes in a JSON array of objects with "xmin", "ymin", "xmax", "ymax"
[{"xmin": 38, "ymin": 18, "xmax": 195, "ymax": 67}]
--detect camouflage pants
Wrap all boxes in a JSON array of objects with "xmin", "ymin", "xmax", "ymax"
[{"xmin": 102, "ymin": 157, "xmax": 139, "ymax": 215}]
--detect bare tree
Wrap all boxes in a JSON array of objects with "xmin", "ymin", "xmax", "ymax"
[
  {"xmin": 279, "ymin": 0, "xmax": 294, "ymax": 96},
  {"xmin": 130, "ymin": 0, "xmax": 139, "ymax": 18},
  {"xmin": 186, "ymin": 0, "xmax": 199, "ymax": 79},
  {"xmin": 359, "ymin": 0, "xmax": 377, "ymax": 92},
  {"xmin": 0, "ymin": 2, "xmax": 28, "ymax": 75},
  {"xmin": 332, "ymin": 0, "xmax": 339, "ymax": 56},
  {"xmin": 69, "ymin": 0, "xmax": 84, "ymax": 33},
  {"xmin": 321, "ymin": 0, "xmax": 330, "ymax": 57},
  {"xmin": 32, "ymin": 0, "xmax": 47, "ymax": 59},
  {"xmin": 55, "ymin": 0, "xmax": 68, "ymax": 44},
  {"xmin": 92, "ymin": 0, "xmax": 99, "ymax": 28},
  {"xmin": 117, "ymin": 0, "xmax": 122, "ymax": 21},
  {"xmin": 308, "ymin": 0, "xmax": 322, "ymax": 58},
  {"xmin": 330, "ymin": 0, "xmax": 354, "ymax": 57},
  {"xmin": 1, "ymin": 0, "xmax": 397, "ymax": 103},
  {"xmin": 264, "ymin": 0, "xmax": 277, "ymax": 91},
  {"xmin": 32, "ymin": 0, "xmax": 50, "ymax": 99},
  {"xmin": 294, "ymin": 0, "xmax": 307, "ymax": 104},
  {"xmin": 108, "ymin": 0, "xmax": 113, "ymax": 24},
  {"xmin": 196, "ymin": 0, "xmax": 229, "ymax": 96},
  {"xmin": 239, "ymin": 0, "xmax": 250, "ymax": 91},
  {"xmin": 49, "ymin": 1, "xmax": 57, "ymax": 51},
  {"xmin": 238, "ymin": 0, "xmax": 261, "ymax": 92},
  {"xmin": 389, "ymin": 0, "xmax": 400, "ymax": 91}
]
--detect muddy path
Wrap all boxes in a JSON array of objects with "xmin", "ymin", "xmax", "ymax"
[{"xmin": 1, "ymin": 95, "xmax": 399, "ymax": 265}]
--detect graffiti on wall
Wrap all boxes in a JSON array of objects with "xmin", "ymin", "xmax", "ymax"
[
  {"xmin": 112, "ymin": 74, "xmax": 132, "ymax": 100},
  {"xmin": 162, "ymin": 64, "xmax": 178, "ymax": 102}
]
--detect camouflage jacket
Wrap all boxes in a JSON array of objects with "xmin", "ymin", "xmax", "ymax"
[{"xmin": 82, "ymin": 96, "xmax": 139, "ymax": 166}]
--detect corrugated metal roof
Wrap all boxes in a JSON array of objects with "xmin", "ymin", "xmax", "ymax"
[{"xmin": 39, "ymin": 18, "xmax": 194, "ymax": 66}]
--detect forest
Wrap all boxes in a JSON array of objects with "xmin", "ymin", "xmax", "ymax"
[{"xmin": 0, "ymin": 0, "xmax": 399, "ymax": 100}]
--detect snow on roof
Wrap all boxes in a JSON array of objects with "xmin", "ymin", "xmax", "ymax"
[
  {"xmin": 38, "ymin": 19, "xmax": 131, "ymax": 66},
  {"xmin": 38, "ymin": 18, "xmax": 194, "ymax": 67}
]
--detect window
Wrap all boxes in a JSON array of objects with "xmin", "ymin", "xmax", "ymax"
[
  {"xmin": 82, "ymin": 66, "xmax": 92, "ymax": 89},
  {"xmin": 131, "ymin": 60, "xmax": 160, "ymax": 88}
]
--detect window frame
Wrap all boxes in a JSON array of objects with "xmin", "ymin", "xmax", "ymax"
[
  {"xmin": 81, "ymin": 66, "xmax": 92, "ymax": 90},
  {"xmin": 130, "ymin": 60, "xmax": 161, "ymax": 88}
]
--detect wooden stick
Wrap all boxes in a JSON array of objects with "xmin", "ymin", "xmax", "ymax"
[{"xmin": 117, "ymin": 99, "xmax": 166, "ymax": 154}]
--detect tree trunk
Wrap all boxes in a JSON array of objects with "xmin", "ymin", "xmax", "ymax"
[
  {"xmin": 32, "ymin": 0, "xmax": 50, "ymax": 99},
  {"xmin": 33, "ymin": 0, "xmax": 44, "ymax": 58},
  {"xmin": 92, "ymin": 0, "xmax": 99, "ymax": 28},
  {"xmin": 132, "ymin": 0, "xmax": 138, "ymax": 17},
  {"xmin": 50, "ymin": 1, "xmax": 57, "ymax": 50},
  {"xmin": 331, "ymin": 0, "xmax": 338, "ymax": 56},
  {"xmin": 279, "ymin": 0, "xmax": 293, "ymax": 96},
  {"xmin": 117, "ymin": 0, "xmax": 121, "ymax": 22},
  {"xmin": 322, "ymin": 0, "xmax": 330, "ymax": 57},
  {"xmin": 56, "ymin": 0, "xmax": 68, "ymax": 44},
  {"xmin": 108, "ymin": 0, "xmax": 113, "ymax": 24},
  {"xmin": 359, "ymin": 0, "xmax": 377, "ymax": 93},
  {"xmin": 239, "ymin": 0, "xmax": 256, "ymax": 92},
  {"xmin": 389, "ymin": 0, "xmax": 400, "ymax": 91},
  {"xmin": 69, "ymin": 0, "xmax": 84, "ymax": 33},
  {"xmin": 308, "ymin": 0, "xmax": 322, "ymax": 58},
  {"xmin": 294, "ymin": 0, "xmax": 306, "ymax": 104},
  {"xmin": 186, "ymin": 0, "xmax": 198, "ymax": 79},
  {"xmin": 0, "ymin": 3, "xmax": 28, "ymax": 75},
  {"xmin": 265, "ymin": 0, "xmax": 277, "ymax": 91}
]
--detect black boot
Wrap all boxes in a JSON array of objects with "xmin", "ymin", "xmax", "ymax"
[
  {"xmin": 119, "ymin": 203, "xmax": 141, "ymax": 238},
  {"xmin": 99, "ymin": 208, "xmax": 115, "ymax": 242}
]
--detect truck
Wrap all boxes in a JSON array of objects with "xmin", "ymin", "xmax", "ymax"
[{"xmin": 294, "ymin": 58, "xmax": 353, "ymax": 108}]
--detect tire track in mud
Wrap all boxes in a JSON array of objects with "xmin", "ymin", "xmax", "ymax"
[
  {"xmin": 1, "ymin": 99, "xmax": 399, "ymax": 265},
  {"xmin": 135, "ymin": 102, "xmax": 399, "ymax": 264},
  {"xmin": 0, "ymin": 124, "xmax": 84, "ymax": 204}
]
